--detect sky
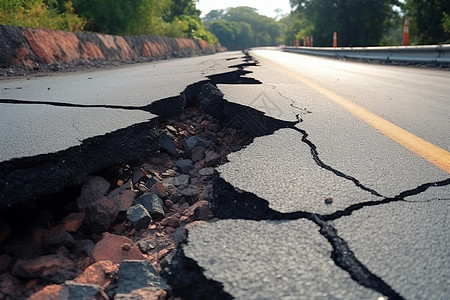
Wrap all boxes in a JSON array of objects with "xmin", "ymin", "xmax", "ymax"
[{"xmin": 197, "ymin": 0, "xmax": 292, "ymax": 19}]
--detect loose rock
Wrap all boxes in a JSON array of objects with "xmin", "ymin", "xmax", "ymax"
[
  {"xmin": 60, "ymin": 281, "xmax": 108, "ymax": 300},
  {"xmin": 115, "ymin": 260, "xmax": 170, "ymax": 294},
  {"xmin": 92, "ymin": 233, "xmax": 145, "ymax": 264},
  {"xmin": 75, "ymin": 260, "xmax": 119, "ymax": 288},
  {"xmin": 175, "ymin": 159, "xmax": 194, "ymax": 174},
  {"xmin": 137, "ymin": 193, "xmax": 165, "ymax": 219},
  {"xmin": 127, "ymin": 205, "xmax": 151, "ymax": 231},
  {"xmin": 114, "ymin": 287, "xmax": 167, "ymax": 300}
]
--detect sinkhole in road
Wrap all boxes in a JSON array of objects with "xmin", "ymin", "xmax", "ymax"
[{"xmin": 1, "ymin": 52, "xmax": 449, "ymax": 299}]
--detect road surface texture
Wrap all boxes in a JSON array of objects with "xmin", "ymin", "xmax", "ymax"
[{"xmin": 1, "ymin": 49, "xmax": 449, "ymax": 299}]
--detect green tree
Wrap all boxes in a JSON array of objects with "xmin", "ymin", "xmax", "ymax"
[
  {"xmin": 290, "ymin": 0, "xmax": 399, "ymax": 46},
  {"xmin": 163, "ymin": 0, "xmax": 200, "ymax": 22},
  {"xmin": 0, "ymin": 0, "xmax": 85, "ymax": 31},
  {"xmin": 205, "ymin": 6, "xmax": 282, "ymax": 49},
  {"xmin": 404, "ymin": 0, "xmax": 450, "ymax": 44}
]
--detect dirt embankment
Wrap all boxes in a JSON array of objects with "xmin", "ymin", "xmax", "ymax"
[{"xmin": 0, "ymin": 24, "xmax": 225, "ymax": 75}]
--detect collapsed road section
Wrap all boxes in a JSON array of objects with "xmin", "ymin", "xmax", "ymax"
[{"xmin": 1, "ymin": 52, "xmax": 449, "ymax": 300}]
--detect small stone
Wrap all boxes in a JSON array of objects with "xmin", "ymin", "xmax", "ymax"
[
  {"xmin": 161, "ymin": 169, "xmax": 176, "ymax": 178},
  {"xmin": 12, "ymin": 253, "xmax": 75, "ymax": 283},
  {"xmin": 92, "ymin": 233, "xmax": 145, "ymax": 264},
  {"xmin": 164, "ymin": 199, "xmax": 174, "ymax": 209},
  {"xmin": 84, "ymin": 196, "xmax": 119, "ymax": 233},
  {"xmin": 180, "ymin": 187, "xmax": 200, "ymax": 197},
  {"xmin": 60, "ymin": 281, "xmax": 108, "ymax": 300},
  {"xmin": 115, "ymin": 260, "xmax": 171, "ymax": 294},
  {"xmin": 204, "ymin": 150, "xmax": 221, "ymax": 166},
  {"xmin": 160, "ymin": 132, "xmax": 177, "ymax": 155},
  {"xmin": 166, "ymin": 125, "xmax": 177, "ymax": 134},
  {"xmin": 74, "ymin": 261, "xmax": 119, "ymax": 288},
  {"xmin": 42, "ymin": 225, "xmax": 75, "ymax": 247},
  {"xmin": 145, "ymin": 176, "xmax": 158, "ymax": 189},
  {"xmin": 133, "ymin": 168, "xmax": 146, "ymax": 185},
  {"xmin": 137, "ymin": 193, "xmax": 165, "ymax": 218},
  {"xmin": 153, "ymin": 182, "xmax": 168, "ymax": 198},
  {"xmin": 123, "ymin": 243, "xmax": 132, "ymax": 251},
  {"xmin": 115, "ymin": 287, "xmax": 167, "ymax": 300},
  {"xmin": 62, "ymin": 213, "xmax": 85, "ymax": 233},
  {"xmin": 175, "ymin": 159, "xmax": 194, "ymax": 174},
  {"xmin": 161, "ymin": 216, "xmax": 180, "ymax": 228},
  {"xmin": 173, "ymin": 174, "xmax": 190, "ymax": 187},
  {"xmin": 127, "ymin": 205, "xmax": 151, "ymax": 231},
  {"xmin": 28, "ymin": 284, "xmax": 62, "ymax": 300},
  {"xmin": 182, "ymin": 200, "xmax": 214, "ymax": 221},
  {"xmin": 324, "ymin": 197, "xmax": 333, "ymax": 205},
  {"xmin": 183, "ymin": 136, "xmax": 208, "ymax": 152},
  {"xmin": 73, "ymin": 239, "xmax": 95, "ymax": 257},
  {"xmin": 199, "ymin": 167, "xmax": 215, "ymax": 176},
  {"xmin": 76, "ymin": 176, "xmax": 110, "ymax": 210},
  {"xmin": 191, "ymin": 146, "xmax": 206, "ymax": 162},
  {"xmin": 137, "ymin": 240, "xmax": 155, "ymax": 253}
]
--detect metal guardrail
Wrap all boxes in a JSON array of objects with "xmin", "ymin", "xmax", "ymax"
[{"xmin": 283, "ymin": 44, "xmax": 450, "ymax": 64}]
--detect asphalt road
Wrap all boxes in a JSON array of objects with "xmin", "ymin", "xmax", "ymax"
[
  {"xmin": 1, "ymin": 49, "xmax": 449, "ymax": 299},
  {"xmin": 186, "ymin": 49, "xmax": 450, "ymax": 299},
  {"xmin": 0, "ymin": 52, "xmax": 239, "ymax": 162}
]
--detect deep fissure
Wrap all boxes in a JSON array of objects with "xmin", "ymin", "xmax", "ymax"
[{"xmin": 1, "ymin": 53, "xmax": 448, "ymax": 299}]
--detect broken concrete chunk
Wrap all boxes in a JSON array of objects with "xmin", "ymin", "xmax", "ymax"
[
  {"xmin": 137, "ymin": 193, "xmax": 165, "ymax": 218},
  {"xmin": 198, "ymin": 83, "xmax": 225, "ymax": 118},
  {"xmin": 107, "ymin": 183, "xmax": 136, "ymax": 212},
  {"xmin": 115, "ymin": 260, "xmax": 170, "ymax": 294},
  {"xmin": 76, "ymin": 176, "xmax": 110, "ymax": 211},
  {"xmin": 127, "ymin": 205, "xmax": 151, "ymax": 231},
  {"xmin": 84, "ymin": 196, "xmax": 118, "ymax": 233},
  {"xmin": 175, "ymin": 159, "xmax": 194, "ymax": 174}
]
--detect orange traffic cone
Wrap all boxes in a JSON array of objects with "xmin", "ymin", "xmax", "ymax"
[
  {"xmin": 333, "ymin": 32, "xmax": 337, "ymax": 48},
  {"xmin": 402, "ymin": 19, "xmax": 409, "ymax": 46}
]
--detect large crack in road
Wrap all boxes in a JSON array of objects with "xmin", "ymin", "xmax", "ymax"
[
  {"xmin": 1, "ymin": 52, "xmax": 449, "ymax": 299},
  {"xmin": 159, "ymin": 54, "xmax": 450, "ymax": 300}
]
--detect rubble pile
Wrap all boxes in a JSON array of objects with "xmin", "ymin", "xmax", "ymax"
[{"xmin": 0, "ymin": 105, "xmax": 254, "ymax": 299}]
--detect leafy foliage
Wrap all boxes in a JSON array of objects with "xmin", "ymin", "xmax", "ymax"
[
  {"xmin": 0, "ymin": 0, "xmax": 217, "ymax": 45},
  {"xmin": 204, "ymin": 6, "xmax": 282, "ymax": 50},
  {"xmin": 0, "ymin": 0, "xmax": 85, "ymax": 31},
  {"xmin": 404, "ymin": 0, "xmax": 450, "ymax": 44},
  {"xmin": 289, "ymin": 0, "xmax": 399, "ymax": 46}
]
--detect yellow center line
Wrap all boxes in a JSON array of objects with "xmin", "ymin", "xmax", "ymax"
[{"xmin": 256, "ymin": 54, "xmax": 450, "ymax": 174}]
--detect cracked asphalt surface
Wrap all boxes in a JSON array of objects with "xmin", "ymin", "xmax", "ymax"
[
  {"xmin": 175, "ymin": 50, "xmax": 450, "ymax": 299},
  {"xmin": 1, "ymin": 49, "xmax": 449, "ymax": 299}
]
